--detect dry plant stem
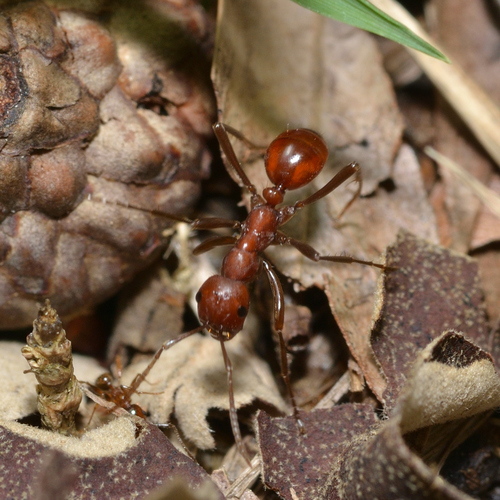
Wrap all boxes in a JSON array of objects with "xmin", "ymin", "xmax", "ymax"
[
  {"xmin": 21, "ymin": 300, "xmax": 82, "ymax": 435},
  {"xmin": 224, "ymin": 455, "xmax": 262, "ymax": 499},
  {"xmin": 425, "ymin": 146, "xmax": 500, "ymax": 218},
  {"xmin": 314, "ymin": 371, "xmax": 351, "ymax": 410},
  {"xmin": 371, "ymin": 0, "xmax": 500, "ymax": 166}
]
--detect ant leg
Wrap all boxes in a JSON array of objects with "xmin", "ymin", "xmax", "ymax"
[
  {"xmin": 277, "ymin": 231, "xmax": 388, "ymax": 270},
  {"xmin": 192, "ymin": 235, "xmax": 237, "ymax": 256},
  {"xmin": 213, "ymin": 123, "xmax": 261, "ymax": 201},
  {"xmin": 261, "ymin": 259, "xmax": 305, "ymax": 434},
  {"xmin": 192, "ymin": 218, "xmax": 241, "ymax": 231},
  {"xmin": 215, "ymin": 122, "xmax": 266, "ymax": 151},
  {"xmin": 90, "ymin": 197, "xmax": 194, "ymax": 224},
  {"xmin": 219, "ymin": 339, "xmax": 252, "ymax": 466},
  {"xmin": 279, "ymin": 162, "xmax": 361, "ymax": 225},
  {"xmin": 85, "ymin": 399, "xmax": 99, "ymax": 428},
  {"xmin": 127, "ymin": 326, "xmax": 204, "ymax": 396},
  {"xmin": 156, "ymin": 422, "xmax": 197, "ymax": 461},
  {"xmin": 90, "ymin": 196, "xmax": 243, "ymax": 231}
]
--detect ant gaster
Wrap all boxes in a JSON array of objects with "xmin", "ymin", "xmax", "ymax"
[{"xmin": 117, "ymin": 123, "xmax": 387, "ymax": 464}]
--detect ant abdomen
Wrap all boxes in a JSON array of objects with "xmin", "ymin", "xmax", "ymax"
[
  {"xmin": 264, "ymin": 129, "xmax": 328, "ymax": 191},
  {"xmin": 196, "ymin": 275, "xmax": 250, "ymax": 338}
]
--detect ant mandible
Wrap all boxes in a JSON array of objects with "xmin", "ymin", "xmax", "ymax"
[{"xmin": 124, "ymin": 122, "xmax": 386, "ymax": 464}]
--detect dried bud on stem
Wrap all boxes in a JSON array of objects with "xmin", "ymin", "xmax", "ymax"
[{"xmin": 21, "ymin": 300, "xmax": 82, "ymax": 435}]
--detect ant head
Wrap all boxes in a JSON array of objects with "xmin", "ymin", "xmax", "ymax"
[
  {"xmin": 196, "ymin": 275, "xmax": 250, "ymax": 339},
  {"xmin": 264, "ymin": 129, "xmax": 328, "ymax": 192},
  {"xmin": 95, "ymin": 372, "xmax": 113, "ymax": 390}
]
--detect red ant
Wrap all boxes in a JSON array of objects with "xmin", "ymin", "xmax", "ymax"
[
  {"xmin": 102, "ymin": 122, "xmax": 387, "ymax": 464},
  {"xmin": 84, "ymin": 372, "xmax": 146, "ymax": 419},
  {"xmin": 82, "ymin": 354, "xmax": 153, "ymax": 420},
  {"xmin": 82, "ymin": 361, "xmax": 196, "ymax": 460}
]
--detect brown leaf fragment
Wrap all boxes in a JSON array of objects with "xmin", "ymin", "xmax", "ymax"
[
  {"xmin": 0, "ymin": 417, "xmax": 223, "ymax": 499},
  {"xmin": 371, "ymin": 231, "xmax": 489, "ymax": 410},
  {"xmin": 470, "ymin": 174, "xmax": 500, "ymax": 250},
  {"xmin": 33, "ymin": 450, "xmax": 79, "ymax": 500},
  {"xmin": 324, "ymin": 419, "xmax": 470, "ymax": 500},
  {"xmin": 325, "ymin": 145, "xmax": 438, "ymax": 402},
  {"xmin": 109, "ymin": 263, "xmax": 186, "ymax": 357},
  {"xmin": 323, "ymin": 331, "xmax": 500, "ymax": 500},
  {"xmin": 21, "ymin": 299, "xmax": 82, "ymax": 436},
  {"xmin": 257, "ymin": 405, "xmax": 378, "ymax": 500},
  {"xmin": 430, "ymin": 0, "xmax": 499, "ymax": 253}
]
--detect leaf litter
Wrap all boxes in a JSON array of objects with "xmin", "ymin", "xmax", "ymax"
[{"xmin": 2, "ymin": 0, "xmax": 500, "ymax": 498}]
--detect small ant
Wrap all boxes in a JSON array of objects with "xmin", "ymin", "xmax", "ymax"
[
  {"xmin": 82, "ymin": 362, "xmax": 196, "ymax": 460},
  {"xmin": 84, "ymin": 371, "xmax": 146, "ymax": 419},
  {"xmin": 82, "ymin": 354, "xmax": 153, "ymax": 420},
  {"xmin": 101, "ymin": 122, "xmax": 387, "ymax": 464}
]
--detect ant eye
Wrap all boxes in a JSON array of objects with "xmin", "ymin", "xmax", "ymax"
[
  {"xmin": 195, "ymin": 291, "xmax": 202, "ymax": 303},
  {"xmin": 237, "ymin": 306, "xmax": 248, "ymax": 318}
]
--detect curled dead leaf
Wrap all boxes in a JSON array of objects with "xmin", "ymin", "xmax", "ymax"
[
  {"xmin": 324, "ymin": 331, "xmax": 500, "ymax": 500},
  {"xmin": 372, "ymin": 230, "xmax": 490, "ymax": 410}
]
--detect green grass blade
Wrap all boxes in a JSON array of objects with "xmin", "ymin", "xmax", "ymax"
[{"xmin": 290, "ymin": 0, "xmax": 449, "ymax": 62}]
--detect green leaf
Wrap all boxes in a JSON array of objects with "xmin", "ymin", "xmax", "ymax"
[{"xmin": 290, "ymin": 0, "xmax": 449, "ymax": 62}]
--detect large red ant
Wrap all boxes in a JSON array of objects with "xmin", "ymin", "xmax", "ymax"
[{"xmin": 101, "ymin": 122, "xmax": 387, "ymax": 464}]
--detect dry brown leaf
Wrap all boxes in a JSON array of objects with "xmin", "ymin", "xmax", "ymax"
[
  {"xmin": 470, "ymin": 174, "xmax": 500, "ymax": 249},
  {"xmin": 257, "ymin": 405, "xmax": 378, "ymax": 500},
  {"xmin": 325, "ymin": 146, "xmax": 438, "ymax": 401},
  {"xmin": 475, "ymin": 250, "xmax": 500, "ymax": 326},
  {"xmin": 257, "ymin": 225, "xmax": 497, "ymax": 499},
  {"xmin": 213, "ymin": 0, "xmax": 402, "ymax": 195},
  {"xmin": 257, "ymin": 332, "xmax": 500, "ymax": 499},
  {"xmin": 372, "ymin": 231, "xmax": 489, "ymax": 410},
  {"xmin": 434, "ymin": 108, "xmax": 493, "ymax": 253},
  {"xmin": 110, "ymin": 263, "xmax": 186, "ymax": 356},
  {"xmin": 123, "ymin": 331, "xmax": 287, "ymax": 450},
  {"xmin": 430, "ymin": 0, "xmax": 499, "ymax": 253}
]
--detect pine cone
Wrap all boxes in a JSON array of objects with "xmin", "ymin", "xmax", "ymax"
[{"xmin": 0, "ymin": 0, "xmax": 214, "ymax": 328}]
